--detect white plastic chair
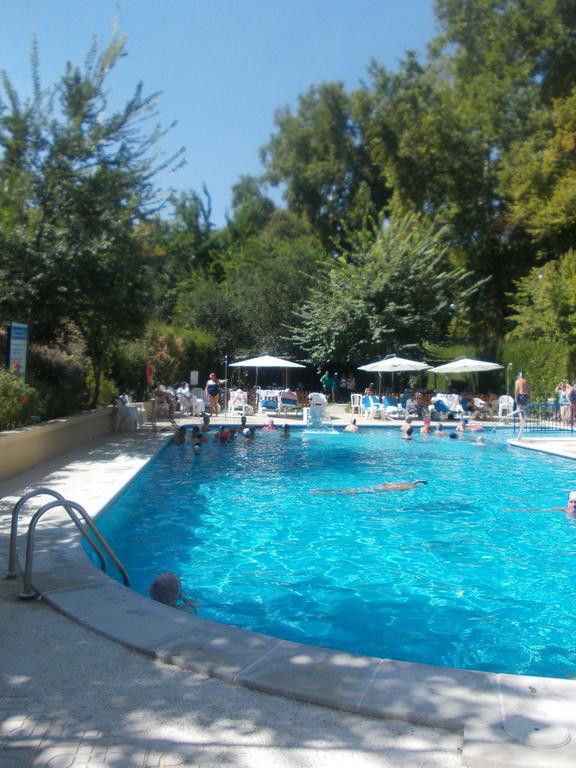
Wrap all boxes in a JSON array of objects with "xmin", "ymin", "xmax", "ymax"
[
  {"xmin": 228, "ymin": 389, "xmax": 254, "ymax": 415},
  {"xmin": 114, "ymin": 397, "xmax": 140, "ymax": 432},
  {"xmin": 190, "ymin": 387, "xmax": 208, "ymax": 416},
  {"xmin": 498, "ymin": 395, "xmax": 514, "ymax": 418},
  {"xmin": 177, "ymin": 391, "xmax": 194, "ymax": 416},
  {"xmin": 350, "ymin": 393, "xmax": 363, "ymax": 414},
  {"xmin": 307, "ymin": 392, "xmax": 328, "ymax": 425}
]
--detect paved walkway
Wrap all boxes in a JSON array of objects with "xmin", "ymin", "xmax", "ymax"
[{"xmin": 0, "ymin": 413, "xmax": 462, "ymax": 768}]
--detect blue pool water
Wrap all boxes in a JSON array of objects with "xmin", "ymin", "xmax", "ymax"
[{"xmin": 93, "ymin": 426, "xmax": 576, "ymax": 678}]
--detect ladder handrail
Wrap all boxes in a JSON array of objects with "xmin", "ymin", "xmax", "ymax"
[
  {"xmin": 18, "ymin": 498, "xmax": 130, "ymax": 599},
  {"xmin": 6, "ymin": 487, "xmax": 107, "ymax": 579}
]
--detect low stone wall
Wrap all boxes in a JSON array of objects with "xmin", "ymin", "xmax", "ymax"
[{"xmin": 0, "ymin": 407, "xmax": 116, "ymax": 484}]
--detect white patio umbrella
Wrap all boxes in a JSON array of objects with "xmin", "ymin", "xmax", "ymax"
[
  {"xmin": 358, "ymin": 355, "xmax": 430, "ymax": 395},
  {"xmin": 428, "ymin": 358, "xmax": 503, "ymax": 374},
  {"xmin": 229, "ymin": 354, "xmax": 305, "ymax": 387},
  {"xmin": 429, "ymin": 357, "xmax": 503, "ymax": 394}
]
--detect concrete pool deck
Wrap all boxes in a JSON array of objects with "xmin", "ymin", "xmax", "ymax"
[{"xmin": 2, "ymin": 411, "xmax": 576, "ymax": 767}]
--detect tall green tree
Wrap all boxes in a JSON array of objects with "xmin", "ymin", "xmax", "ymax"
[
  {"xmin": 261, "ymin": 82, "xmax": 390, "ymax": 250},
  {"xmin": 147, "ymin": 187, "xmax": 219, "ymax": 323},
  {"xmin": 226, "ymin": 175, "xmax": 276, "ymax": 241},
  {"xmin": 428, "ymin": 0, "xmax": 576, "ymax": 335},
  {"xmin": 291, "ymin": 212, "xmax": 480, "ymax": 367},
  {"xmin": 507, "ymin": 250, "xmax": 576, "ymax": 347},
  {"xmin": 0, "ymin": 36, "xmax": 182, "ymax": 404},
  {"xmin": 174, "ymin": 211, "xmax": 324, "ymax": 357},
  {"xmin": 502, "ymin": 86, "xmax": 576, "ymax": 259}
]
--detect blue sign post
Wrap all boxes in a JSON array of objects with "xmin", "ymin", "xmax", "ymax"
[{"xmin": 7, "ymin": 322, "xmax": 28, "ymax": 378}]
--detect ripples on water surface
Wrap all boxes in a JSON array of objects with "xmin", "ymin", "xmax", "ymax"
[{"xmin": 94, "ymin": 426, "xmax": 576, "ymax": 678}]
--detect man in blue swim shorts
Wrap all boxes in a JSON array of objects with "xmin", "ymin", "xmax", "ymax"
[{"xmin": 514, "ymin": 371, "xmax": 530, "ymax": 409}]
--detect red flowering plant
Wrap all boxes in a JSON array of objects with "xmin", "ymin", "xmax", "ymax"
[{"xmin": 0, "ymin": 367, "xmax": 42, "ymax": 431}]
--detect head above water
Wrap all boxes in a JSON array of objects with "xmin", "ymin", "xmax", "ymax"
[{"xmin": 149, "ymin": 572, "xmax": 181, "ymax": 606}]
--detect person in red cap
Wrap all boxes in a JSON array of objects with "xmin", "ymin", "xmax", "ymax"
[{"xmin": 205, "ymin": 371, "xmax": 226, "ymax": 415}]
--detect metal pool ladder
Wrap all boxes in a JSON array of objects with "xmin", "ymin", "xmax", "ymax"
[{"xmin": 5, "ymin": 487, "xmax": 130, "ymax": 599}]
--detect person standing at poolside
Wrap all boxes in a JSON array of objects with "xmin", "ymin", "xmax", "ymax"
[
  {"xmin": 320, "ymin": 370, "xmax": 332, "ymax": 401},
  {"xmin": 331, "ymin": 372, "xmax": 340, "ymax": 403},
  {"xmin": 567, "ymin": 381, "xmax": 576, "ymax": 429},
  {"xmin": 514, "ymin": 371, "xmax": 530, "ymax": 410},
  {"xmin": 556, "ymin": 381, "xmax": 572, "ymax": 428},
  {"xmin": 205, "ymin": 372, "xmax": 226, "ymax": 415},
  {"xmin": 339, "ymin": 373, "xmax": 348, "ymax": 403}
]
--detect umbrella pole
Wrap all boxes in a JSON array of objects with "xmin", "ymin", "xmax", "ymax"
[{"xmin": 224, "ymin": 354, "xmax": 228, "ymax": 414}]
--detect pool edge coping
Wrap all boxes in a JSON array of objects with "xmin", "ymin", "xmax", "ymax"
[{"xmin": 5, "ymin": 427, "xmax": 576, "ymax": 766}]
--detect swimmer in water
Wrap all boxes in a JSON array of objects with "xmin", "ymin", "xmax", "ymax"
[
  {"xmin": 311, "ymin": 480, "xmax": 427, "ymax": 495},
  {"xmin": 566, "ymin": 491, "xmax": 576, "ymax": 518},
  {"xmin": 171, "ymin": 425, "xmax": 187, "ymax": 445},
  {"xmin": 149, "ymin": 572, "xmax": 197, "ymax": 613}
]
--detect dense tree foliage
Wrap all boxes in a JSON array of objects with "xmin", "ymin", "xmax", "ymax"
[
  {"xmin": 507, "ymin": 250, "xmax": 576, "ymax": 347},
  {"xmin": 2, "ymin": 1, "xmax": 576, "ymax": 420},
  {"xmin": 173, "ymin": 210, "xmax": 323, "ymax": 358},
  {"xmin": 0, "ymin": 37, "xmax": 182, "ymax": 405},
  {"xmin": 291, "ymin": 212, "xmax": 480, "ymax": 366}
]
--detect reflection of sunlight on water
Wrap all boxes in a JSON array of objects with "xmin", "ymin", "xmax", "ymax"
[{"xmin": 93, "ymin": 427, "xmax": 576, "ymax": 677}]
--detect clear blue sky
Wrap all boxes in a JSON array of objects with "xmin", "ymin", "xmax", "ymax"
[{"xmin": 3, "ymin": 1, "xmax": 438, "ymax": 225}]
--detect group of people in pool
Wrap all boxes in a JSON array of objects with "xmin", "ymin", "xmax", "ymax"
[
  {"xmin": 400, "ymin": 415, "xmax": 486, "ymax": 443},
  {"xmin": 171, "ymin": 415, "xmax": 292, "ymax": 450}
]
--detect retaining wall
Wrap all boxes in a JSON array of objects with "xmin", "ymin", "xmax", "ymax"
[{"xmin": 0, "ymin": 407, "xmax": 115, "ymax": 483}]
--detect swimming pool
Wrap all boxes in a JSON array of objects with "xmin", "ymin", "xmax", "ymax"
[{"xmin": 93, "ymin": 426, "xmax": 576, "ymax": 678}]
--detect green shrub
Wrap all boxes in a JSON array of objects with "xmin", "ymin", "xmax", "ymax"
[
  {"xmin": 0, "ymin": 367, "xmax": 43, "ymax": 430},
  {"xmin": 28, "ymin": 339, "xmax": 89, "ymax": 418},
  {"xmin": 110, "ymin": 338, "xmax": 148, "ymax": 400},
  {"xmin": 145, "ymin": 323, "xmax": 217, "ymax": 388},
  {"xmin": 85, "ymin": 369, "xmax": 119, "ymax": 407}
]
